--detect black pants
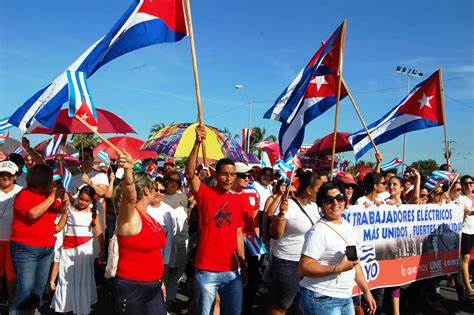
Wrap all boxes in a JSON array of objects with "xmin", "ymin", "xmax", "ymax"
[
  {"xmin": 243, "ymin": 247, "xmax": 260, "ymax": 314},
  {"xmin": 112, "ymin": 277, "xmax": 166, "ymax": 314}
]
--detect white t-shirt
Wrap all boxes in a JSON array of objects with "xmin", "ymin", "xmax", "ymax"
[
  {"xmin": 299, "ymin": 218, "xmax": 358, "ymax": 298},
  {"xmin": 254, "ymin": 181, "xmax": 272, "ymax": 212},
  {"xmin": 163, "ymin": 191, "xmax": 189, "ymax": 266},
  {"xmin": 458, "ymin": 195, "xmax": 474, "ymax": 235},
  {"xmin": 147, "ymin": 203, "xmax": 177, "ymax": 265},
  {"xmin": 376, "ymin": 191, "xmax": 390, "ymax": 202},
  {"xmin": 273, "ymin": 198, "xmax": 320, "ymax": 261},
  {"xmin": 355, "ymin": 196, "xmax": 386, "ymax": 206},
  {"xmin": 70, "ymin": 171, "xmax": 109, "ymax": 194},
  {"xmin": 0, "ymin": 185, "xmax": 22, "ymax": 241}
]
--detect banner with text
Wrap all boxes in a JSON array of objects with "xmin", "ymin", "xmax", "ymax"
[{"xmin": 342, "ymin": 204, "xmax": 463, "ymax": 291}]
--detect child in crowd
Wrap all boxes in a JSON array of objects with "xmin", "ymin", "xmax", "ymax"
[{"xmin": 51, "ymin": 185, "xmax": 104, "ymax": 315}]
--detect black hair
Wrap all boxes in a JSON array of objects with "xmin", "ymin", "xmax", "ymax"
[
  {"xmin": 26, "ymin": 164, "xmax": 53, "ymax": 190},
  {"xmin": 215, "ymin": 158, "xmax": 235, "ymax": 173},
  {"xmin": 439, "ymin": 164, "xmax": 451, "ymax": 171},
  {"xmin": 296, "ymin": 169, "xmax": 321, "ymax": 196},
  {"xmin": 8, "ymin": 153, "xmax": 25, "ymax": 173},
  {"xmin": 77, "ymin": 185, "xmax": 97, "ymax": 228},
  {"xmin": 79, "ymin": 147, "xmax": 94, "ymax": 160},
  {"xmin": 163, "ymin": 171, "xmax": 182, "ymax": 189},
  {"xmin": 316, "ymin": 181, "xmax": 346, "ymax": 208},
  {"xmin": 363, "ymin": 172, "xmax": 384, "ymax": 194},
  {"xmin": 461, "ymin": 175, "xmax": 472, "ymax": 185},
  {"xmin": 382, "ymin": 169, "xmax": 397, "ymax": 177},
  {"xmin": 273, "ymin": 179, "xmax": 285, "ymax": 194}
]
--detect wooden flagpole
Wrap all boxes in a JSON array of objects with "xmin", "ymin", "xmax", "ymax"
[
  {"xmin": 329, "ymin": 19, "xmax": 347, "ymax": 177},
  {"xmin": 438, "ymin": 69, "xmax": 450, "ymax": 167},
  {"xmin": 341, "ymin": 77, "xmax": 381, "ymax": 156},
  {"xmin": 183, "ymin": 0, "xmax": 207, "ymax": 165},
  {"xmin": 75, "ymin": 115, "xmax": 123, "ymax": 155}
]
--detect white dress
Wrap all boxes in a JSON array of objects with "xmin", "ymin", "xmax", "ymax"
[{"xmin": 51, "ymin": 207, "xmax": 97, "ymax": 314}]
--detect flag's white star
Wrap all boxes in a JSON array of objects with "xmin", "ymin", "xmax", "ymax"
[
  {"xmin": 311, "ymin": 76, "xmax": 328, "ymax": 91},
  {"xmin": 418, "ymin": 93, "xmax": 433, "ymax": 110},
  {"xmin": 81, "ymin": 113, "xmax": 89, "ymax": 120}
]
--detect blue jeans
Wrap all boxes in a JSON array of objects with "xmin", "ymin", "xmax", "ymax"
[
  {"xmin": 300, "ymin": 287, "xmax": 355, "ymax": 315},
  {"xmin": 194, "ymin": 269, "xmax": 242, "ymax": 315},
  {"xmin": 9, "ymin": 241, "xmax": 54, "ymax": 314}
]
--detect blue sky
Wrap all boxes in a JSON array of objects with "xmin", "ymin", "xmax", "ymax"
[{"xmin": 1, "ymin": 0, "xmax": 473, "ymax": 173}]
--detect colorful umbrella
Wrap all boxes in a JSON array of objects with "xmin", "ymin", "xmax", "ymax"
[
  {"xmin": 94, "ymin": 136, "xmax": 156, "ymax": 160},
  {"xmin": 142, "ymin": 123, "xmax": 258, "ymax": 163},
  {"xmin": 0, "ymin": 138, "xmax": 23, "ymax": 155},
  {"xmin": 306, "ymin": 132, "xmax": 352, "ymax": 156},
  {"xmin": 29, "ymin": 108, "xmax": 135, "ymax": 135}
]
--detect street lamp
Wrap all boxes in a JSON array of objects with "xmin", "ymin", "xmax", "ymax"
[
  {"xmin": 395, "ymin": 66, "xmax": 423, "ymax": 171},
  {"xmin": 235, "ymin": 84, "xmax": 252, "ymax": 153}
]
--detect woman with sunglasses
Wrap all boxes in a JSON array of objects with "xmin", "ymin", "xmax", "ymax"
[
  {"xmin": 355, "ymin": 172, "xmax": 387, "ymax": 207},
  {"xmin": 162, "ymin": 171, "xmax": 189, "ymax": 310},
  {"xmin": 298, "ymin": 181, "xmax": 376, "ymax": 315},
  {"xmin": 269, "ymin": 170, "xmax": 322, "ymax": 315},
  {"xmin": 112, "ymin": 152, "xmax": 167, "ymax": 314}
]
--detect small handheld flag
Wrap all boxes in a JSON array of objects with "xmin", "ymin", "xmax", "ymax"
[
  {"xmin": 0, "ymin": 117, "xmax": 13, "ymax": 133},
  {"xmin": 45, "ymin": 134, "xmax": 67, "ymax": 157},
  {"xmin": 13, "ymin": 147, "xmax": 24, "ymax": 155},
  {"xmin": 380, "ymin": 158, "xmax": 403, "ymax": 172},
  {"xmin": 244, "ymin": 233, "xmax": 268, "ymax": 256},
  {"xmin": 97, "ymin": 150, "xmax": 111, "ymax": 166},
  {"xmin": 67, "ymin": 70, "xmax": 98, "ymax": 128}
]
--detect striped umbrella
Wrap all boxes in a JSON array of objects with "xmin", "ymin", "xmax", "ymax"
[{"xmin": 142, "ymin": 123, "xmax": 258, "ymax": 163}]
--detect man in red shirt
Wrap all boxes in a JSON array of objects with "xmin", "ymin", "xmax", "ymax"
[
  {"xmin": 186, "ymin": 125, "xmax": 245, "ymax": 315},
  {"xmin": 231, "ymin": 162, "xmax": 261, "ymax": 315}
]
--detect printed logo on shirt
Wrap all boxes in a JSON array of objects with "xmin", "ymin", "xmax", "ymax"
[{"xmin": 249, "ymin": 196, "xmax": 256, "ymax": 206}]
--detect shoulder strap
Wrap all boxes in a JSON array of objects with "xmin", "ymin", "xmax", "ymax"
[
  {"xmin": 318, "ymin": 220, "xmax": 348, "ymax": 245},
  {"xmin": 291, "ymin": 197, "xmax": 315, "ymax": 226}
]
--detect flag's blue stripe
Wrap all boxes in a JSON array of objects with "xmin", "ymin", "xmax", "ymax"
[
  {"xmin": 66, "ymin": 70, "xmax": 77, "ymax": 117},
  {"xmin": 354, "ymin": 118, "xmax": 442, "ymax": 160}
]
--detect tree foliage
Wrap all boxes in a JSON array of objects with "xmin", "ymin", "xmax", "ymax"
[
  {"xmin": 411, "ymin": 159, "xmax": 438, "ymax": 176},
  {"xmin": 69, "ymin": 134, "xmax": 99, "ymax": 150}
]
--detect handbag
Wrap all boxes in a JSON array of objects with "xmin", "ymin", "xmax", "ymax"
[{"xmin": 105, "ymin": 201, "xmax": 119, "ymax": 279}]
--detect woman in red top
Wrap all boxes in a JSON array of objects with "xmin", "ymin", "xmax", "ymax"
[
  {"xmin": 9, "ymin": 164, "xmax": 66, "ymax": 314},
  {"xmin": 112, "ymin": 152, "xmax": 167, "ymax": 315}
]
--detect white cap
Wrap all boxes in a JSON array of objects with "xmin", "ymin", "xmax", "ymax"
[
  {"xmin": 235, "ymin": 162, "xmax": 252, "ymax": 174},
  {"xmin": 0, "ymin": 161, "xmax": 19, "ymax": 175}
]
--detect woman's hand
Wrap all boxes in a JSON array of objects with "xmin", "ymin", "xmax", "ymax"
[
  {"xmin": 335, "ymin": 255, "xmax": 359, "ymax": 273},
  {"xmin": 118, "ymin": 151, "xmax": 134, "ymax": 170},
  {"xmin": 363, "ymin": 290, "xmax": 377, "ymax": 315},
  {"xmin": 278, "ymin": 183, "xmax": 287, "ymax": 196},
  {"xmin": 278, "ymin": 197, "xmax": 289, "ymax": 217},
  {"xmin": 109, "ymin": 170, "xmax": 115, "ymax": 182}
]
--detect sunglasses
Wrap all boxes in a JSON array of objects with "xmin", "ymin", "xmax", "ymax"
[
  {"xmin": 420, "ymin": 194, "xmax": 428, "ymax": 198},
  {"xmin": 237, "ymin": 173, "xmax": 251, "ymax": 180},
  {"xmin": 322, "ymin": 194, "xmax": 346, "ymax": 204}
]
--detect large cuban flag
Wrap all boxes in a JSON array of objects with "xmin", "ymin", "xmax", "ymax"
[
  {"xmin": 349, "ymin": 70, "xmax": 444, "ymax": 160},
  {"xmin": 263, "ymin": 22, "xmax": 347, "ymax": 159},
  {"xmin": 9, "ymin": 0, "xmax": 187, "ymax": 131}
]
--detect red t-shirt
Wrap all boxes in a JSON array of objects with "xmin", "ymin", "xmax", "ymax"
[
  {"xmin": 10, "ymin": 189, "xmax": 62, "ymax": 247},
  {"xmin": 240, "ymin": 188, "xmax": 259, "ymax": 236},
  {"xmin": 195, "ymin": 183, "xmax": 244, "ymax": 272}
]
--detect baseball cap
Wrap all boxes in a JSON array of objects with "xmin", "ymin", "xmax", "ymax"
[
  {"xmin": 235, "ymin": 162, "xmax": 252, "ymax": 174},
  {"xmin": 0, "ymin": 161, "xmax": 19, "ymax": 175}
]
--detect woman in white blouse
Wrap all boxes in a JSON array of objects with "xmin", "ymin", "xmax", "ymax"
[{"xmin": 298, "ymin": 181, "xmax": 376, "ymax": 315}]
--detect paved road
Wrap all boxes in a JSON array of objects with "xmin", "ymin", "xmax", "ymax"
[{"xmin": 1, "ymin": 278, "xmax": 473, "ymax": 314}]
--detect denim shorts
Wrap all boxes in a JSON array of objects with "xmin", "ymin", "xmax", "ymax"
[
  {"xmin": 271, "ymin": 256, "xmax": 301, "ymax": 309},
  {"xmin": 299, "ymin": 287, "xmax": 355, "ymax": 315}
]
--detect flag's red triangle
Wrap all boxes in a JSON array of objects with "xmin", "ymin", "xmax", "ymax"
[
  {"xmin": 397, "ymin": 70, "xmax": 444, "ymax": 124},
  {"xmin": 139, "ymin": 0, "xmax": 187, "ymax": 35}
]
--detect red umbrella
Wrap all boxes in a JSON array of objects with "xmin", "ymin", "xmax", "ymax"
[
  {"xmin": 29, "ymin": 108, "xmax": 135, "ymax": 134},
  {"xmin": 94, "ymin": 136, "xmax": 156, "ymax": 160},
  {"xmin": 307, "ymin": 132, "xmax": 352, "ymax": 156}
]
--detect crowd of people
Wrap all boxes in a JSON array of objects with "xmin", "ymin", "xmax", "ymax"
[{"xmin": 0, "ymin": 128, "xmax": 472, "ymax": 315}]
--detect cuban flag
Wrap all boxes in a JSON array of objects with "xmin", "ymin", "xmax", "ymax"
[
  {"xmin": 264, "ymin": 22, "xmax": 347, "ymax": 159},
  {"xmin": 97, "ymin": 150, "xmax": 111, "ymax": 166},
  {"xmin": 45, "ymin": 134, "xmax": 67, "ymax": 157},
  {"xmin": 380, "ymin": 158, "xmax": 403, "ymax": 172},
  {"xmin": 274, "ymin": 157, "xmax": 298, "ymax": 184},
  {"xmin": 432, "ymin": 170, "xmax": 458, "ymax": 182},
  {"xmin": 0, "ymin": 117, "xmax": 13, "ymax": 133},
  {"xmin": 9, "ymin": 0, "xmax": 187, "ymax": 131},
  {"xmin": 244, "ymin": 233, "xmax": 268, "ymax": 257},
  {"xmin": 13, "ymin": 146, "xmax": 24, "ymax": 155},
  {"xmin": 424, "ymin": 176, "xmax": 443, "ymax": 191},
  {"xmin": 63, "ymin": 167, "xmax": 73, "ymax": 193},
  {"xmin": 349, "ymin": 70, "xmax": 445, "ymax": 160},
  {"xmin": 67, "ymin": 70, "xmax": 98, "ymax": 128}
]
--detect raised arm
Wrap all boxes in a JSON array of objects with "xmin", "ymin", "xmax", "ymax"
[
  {"xmin": 117, "ymin": 151, "xmax": 137, "ymax": 225},
  {"xmin": 185, "ymin": 125, "xmax": 206, "ymax": 194},
  {"xmin": 104, "ymin": 171, "xmax": 116, "ymax": 199},
  {"xmin": 374, "ymin": 151, "xmax": 383, "ymax": 174},
  {"xmin": 410, "ymin": 168, "xmax": 421, "ymax": 204},
  {"xmin": 22, "ymin": 137, "xmax": 44, "ymax": 165}
]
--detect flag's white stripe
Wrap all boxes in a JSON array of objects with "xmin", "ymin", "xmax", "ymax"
[
  {"xmin": 19, "ymin": 37, "xmax": 104, "ymax": 130},
  {"xmin": 351, "ymin": 114, "xmax": 421, "ymax": 154},
  {"xmin": 128, "ymin": 12, "xmax": 158, "ymax": 30},
  {"xmin": 78, "ymin": 72, "xmax": 94, "ymax": 113},
  {"xmin": 269, "ymin": 68, "xmax": 304, "ymax": 121},
  {"xmin": 69, "ymin": 71, "xmax": 82, "ymax": 111}
]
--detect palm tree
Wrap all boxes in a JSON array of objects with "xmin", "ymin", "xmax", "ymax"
[
  {"xmin": 69, "ymin": 134, "xmax": 99, "ymax": 150},
  {"xmin": 148, "ymin": 122, "xmax": 175, "ymax": 139},
  {"xmin": 248, "ymin": 127, "xmax": 277, "ymax": 155}
]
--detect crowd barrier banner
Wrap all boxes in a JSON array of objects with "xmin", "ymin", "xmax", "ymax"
[{"xmin": 342, "ymin": 204, "xmax": 463, "ymax": 291}]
